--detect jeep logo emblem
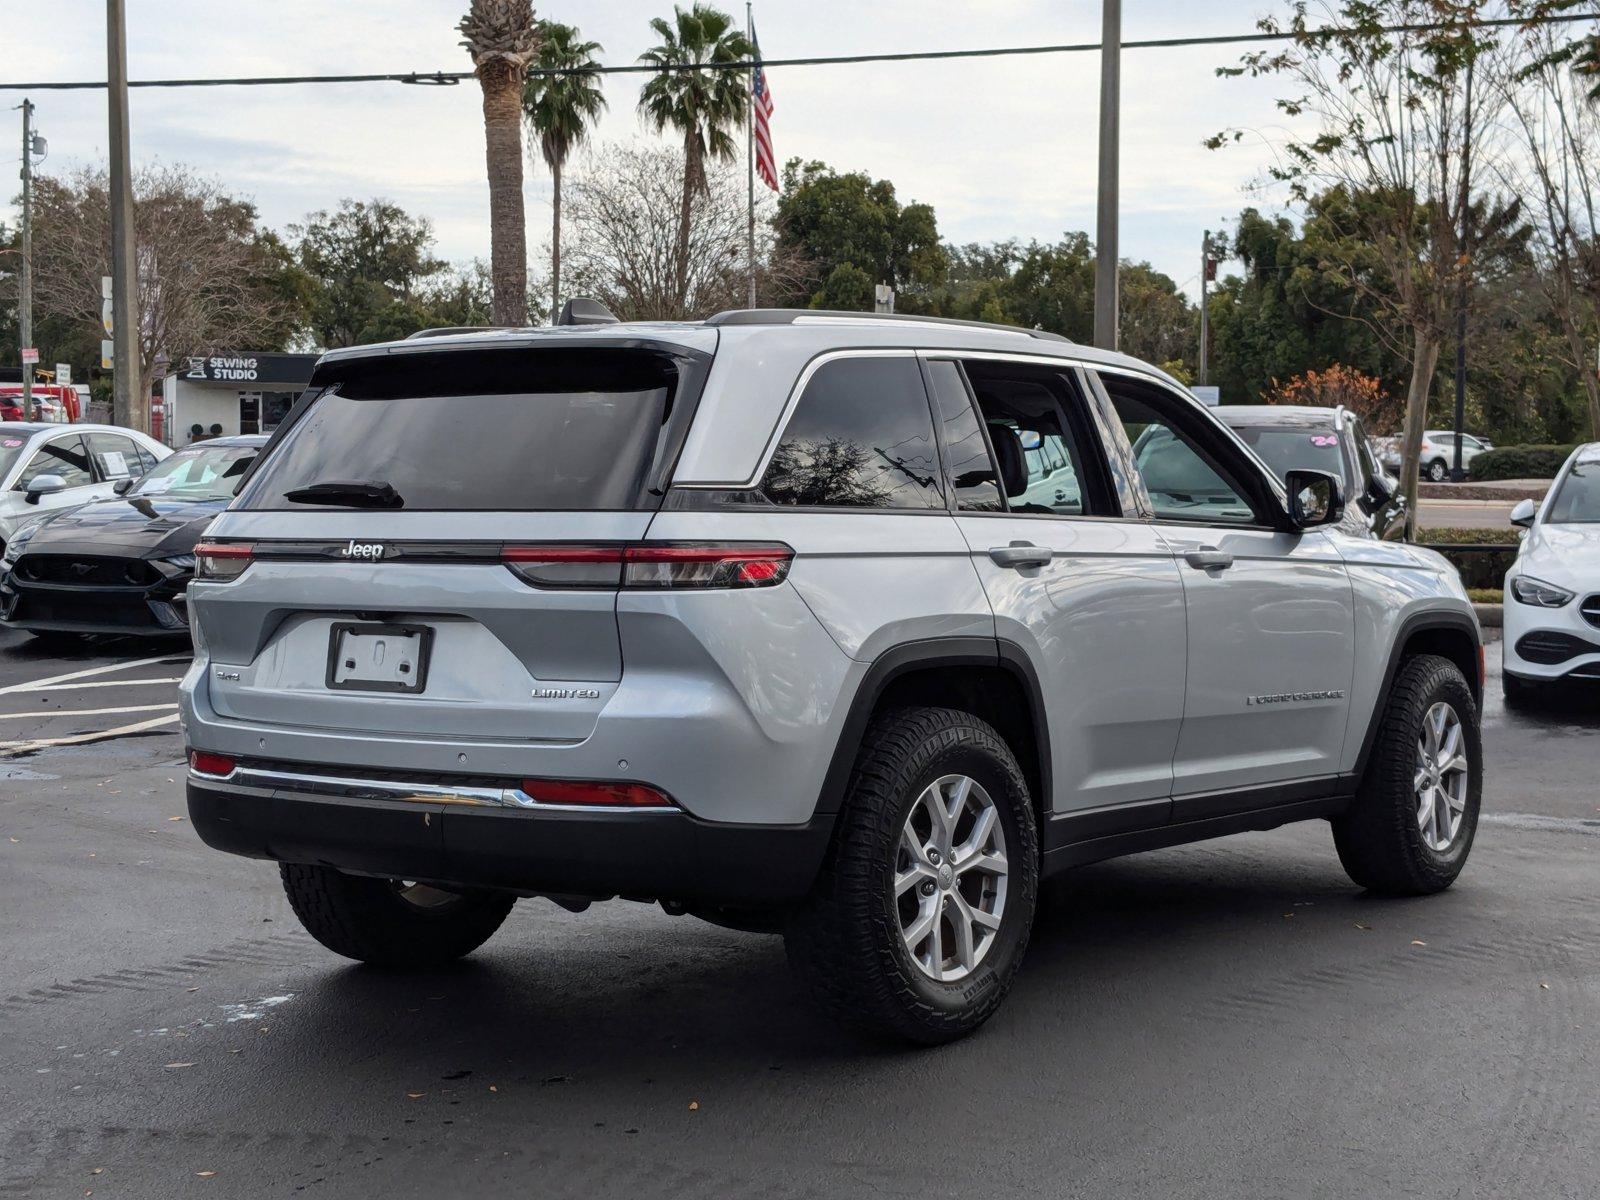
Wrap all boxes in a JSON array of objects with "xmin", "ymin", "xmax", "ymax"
[{"xmin": 341, "ymin": 540, "xmax": 386, "ymax": 560}]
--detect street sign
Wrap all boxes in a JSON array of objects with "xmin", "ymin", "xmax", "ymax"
[
  {"xmin": 101, "ymin": 340, "xmax": 114, "ymax": 370},
  {"xmin": 55, "ymin": 363, "xmax": 71, "ymax": 386},
  {"xmin": 20, "ymin": 348, "xmax": 39, "ymax": 364},
  {"xmin": 101, "ymin": 275, "xmax": 114, "ymax": 336}
]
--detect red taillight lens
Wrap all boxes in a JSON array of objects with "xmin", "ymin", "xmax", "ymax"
[
  {"xmin": 194, "ymin": 542, "xmax": 254, "ymax": 582},
  {"xmin": 518, "ymin": 778, "xmax": 675, "ymax": 808},
  {"xmin": 189, "ymin": 750, "xmax": 237, "ymax": 777},
  {"xmin": 502, "ymin": 543, "xmax": 793, "ymax": 591}
]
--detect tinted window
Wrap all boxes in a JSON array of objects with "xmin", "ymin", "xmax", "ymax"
[
  {"xmin": 761, "ymin": 358, "xmax": 942, "ymax": 509},
  {"xmin": 87, "ymin": 432, "xmax": 140, "ymax": 480},
  {"xmin": 241, "ymin": 349, "xmax": 687, "ymax": 512},
  {"xmin": 1546, "ymin": 457, "xmax": 1600, "ymax": 524},
  {"xmin": 1226, "ymin": 425, "xmax": 1347, "ymax": 485},
  {"xmin": 961, "ymin": 366, "xmax": 1098, "ymax": 517},
  {"xmin": 925, "ymin": 360, "xmax": 1002, "ymax": 512},
  {"xmin": 18, "ymin": 435, "xmax": 93, "ymax": 489},
  {"xmin": 1104, "ymin": 379, "xmax": 1258, "ymax": 524}
]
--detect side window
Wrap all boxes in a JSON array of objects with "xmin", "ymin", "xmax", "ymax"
[
  {"xmin": 961, "ymin": 363, "xmax": 1106, "ymax": 517},
  {"xmin": 87, "ymin": 432, "xmax": 139, "ymax": 480},
  {"xmin": 761, "ymin": 357, "xmax": 942, "ymax": 509},
  {"xmin": 1349, "ymin": 418, "xmax": 1381, "ymax": 486},
  {"xmin": 1101, "ymin": 375, "xmax": 1260, "ymax": 525},
  {"xmin": 133, "ymin": 443, "xmax": 161, "ymax": 475},
  {"xmin": 18, "ymin": 435, "xmax": 93, "ymax": 489},
  {"xmin": 924, "ymin": 360, "xmax": 1003, "ymax": 512}
]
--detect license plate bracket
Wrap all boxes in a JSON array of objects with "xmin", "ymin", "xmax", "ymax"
[{"xmin": 325, "ymin": 622, "xmax": 433, "ymax": 694}]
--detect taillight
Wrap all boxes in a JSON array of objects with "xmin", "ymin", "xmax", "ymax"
[
  {"xmin": 518, "ymin": 778, "xmax": 675, "ymax": 807},
  {"xmin": 194, "ymin": 542, "xmax": 254, "ymax": 582},
  {"xmin": 502, "ymin": 543, "xmax": 793, "ymax": 590},
  {"xmin": 189, "ymin": 749, "xmax": 237, "ymax": 777}
]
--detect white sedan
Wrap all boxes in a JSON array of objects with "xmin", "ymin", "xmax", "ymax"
[
  {"xmin": 1502, "ymin": 441, "xmax": 1600, "ymax": 702},
  {"xmin": 0, "ymin": 421, "xmax": 172, "ymax": 555}
]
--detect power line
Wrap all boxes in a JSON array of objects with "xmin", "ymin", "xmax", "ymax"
[{"xmin": 1, "ymin": 12, "xmax": 1596, "ymax": 91}]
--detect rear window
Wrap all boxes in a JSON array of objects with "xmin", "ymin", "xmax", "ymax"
[
  {"xmin": 1226, "ymin": 425, "xmax": 1349, "ymax": 485},
  {"xmin": 239, "ymin": 348, "xmax": 693, "ymax": 512}
]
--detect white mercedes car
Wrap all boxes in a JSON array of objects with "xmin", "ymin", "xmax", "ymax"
[{"xmin": 1503, "ymin": 442, "xmax": 1600, "ymax": 702}]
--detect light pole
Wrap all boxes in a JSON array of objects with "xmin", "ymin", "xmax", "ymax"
[
  {"xmin": 1199, "ymin": 230, "xmax": 1214, "ymax": 388},
  {"xmin": 18, "ymin": 99, "xmax": 42, "ymax": 422},
  {"xmin": 1093, "ymin": 0, "xmax": 1121, "ymax": 351},
  {"xmin": 107, "ymin": 0, "xmax": 143, "ymax": 432}
]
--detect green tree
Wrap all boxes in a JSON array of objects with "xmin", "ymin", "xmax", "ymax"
[
  {"xmin": 459, "ymin": 0, "xmax": 541, "ymax": 326},
  {"xmin": 638, "ymin": 3, "xmax": 752, "ymax": 312},
  {"xmin": 774, "ymin": 159, "xmax": 947, "ymax": 308},
  {"xmin": 523, "ymin": 21, "xmax": 606, "ymax": 324}
]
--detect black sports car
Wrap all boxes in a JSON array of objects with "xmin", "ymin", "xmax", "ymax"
[{"xmin": 0, "ymin": 435, "xmax": 267, "ymax": 641}]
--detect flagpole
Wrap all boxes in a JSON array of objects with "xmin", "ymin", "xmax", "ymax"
[{"xmin": 746, "ymin": 2, "xmax": 757, "ymax": 308}]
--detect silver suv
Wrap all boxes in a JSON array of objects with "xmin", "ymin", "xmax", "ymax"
[{"xmin": 181, "ymin": 309, "xmax": 1484, "ymax": 1043}]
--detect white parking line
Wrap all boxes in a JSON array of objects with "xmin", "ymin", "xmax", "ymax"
[
  {"xmin": 0, "ymin": 654, "xmax": 188, "ymax": 697},
  {"xmin": 0, "ymin": 702, "xmax": 179, "ymax": 721},
  {"xmin": 0, "ymin": 712, "xmax": 181, "ymax": 755},
  {"xmin": 4, "ymin": 677, "xmax": 184, "ymax": 694}
]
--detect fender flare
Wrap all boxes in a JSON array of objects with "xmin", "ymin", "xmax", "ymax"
[
  {"xmin": 1352, "ymin": 609, "xmax": 1482, "ymax": 781},
  {"xmin": 814, "ymin": 636, "xmax": 1051, "ymax": 816}
]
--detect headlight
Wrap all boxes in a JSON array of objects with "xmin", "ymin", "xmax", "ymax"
[
  {"xmin": 1510, "ymin": 575, "xmax": 1574, "ymax": 608},
  {"xmin": 3, "ymin": 526, "xmax": 40, "ymax": 564}
]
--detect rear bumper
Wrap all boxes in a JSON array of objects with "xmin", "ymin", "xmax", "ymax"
[{"xmin": 188, "ymin": 774, "xmax": 835, "ymax": 906}]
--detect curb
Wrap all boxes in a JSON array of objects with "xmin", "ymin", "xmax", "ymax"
[{"xmin": 1473, "ymin": 602, "xmax": 1503, "ymax": 629}]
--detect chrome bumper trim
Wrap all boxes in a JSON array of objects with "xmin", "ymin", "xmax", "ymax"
[{"xmin": 188, "ymin": 764, "xmax": 674, "ymax": 814}]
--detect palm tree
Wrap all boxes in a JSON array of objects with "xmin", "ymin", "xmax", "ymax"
[
  {"xmin": 458, "ymin": 0, "xmax": 540, "ymax": 326},
  {"xmin": 523, "ymin": 22, "xmax": 607, "ymax": 325},
  {"xmin": 638, "ymin": 3, "xmax": 752, "ymax": 312}
]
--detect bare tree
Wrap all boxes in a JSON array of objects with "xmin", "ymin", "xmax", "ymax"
[
  {"xmin": 562, "ymin": 141, "xmax": 806, "ymax": 320},
  {"xmin": 1212, "ymin": 2, "xmax": 1512, "ymax": 537},
  {"xmin": 27, "ymin": 164, "xmax": 294, "ymax": 421},
  {"xmin": 1500, "ymin": 22, "xmax": 1600, "ymax": 438}
]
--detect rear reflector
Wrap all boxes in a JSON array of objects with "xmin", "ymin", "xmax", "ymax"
[
  {"xmin": 194, "ymin": 542, "xmax": 254, "ymax": 582},
  {"xmin": 502, "ymin": 542, "xmax": 793, "ymax": 591},
  {"xmin": 518, "ymin": 779, "xmax": 675, "ymax": 808},
  {"xmin": 189, "ymin": 750, "xmax": 237, "ymax": 777}
]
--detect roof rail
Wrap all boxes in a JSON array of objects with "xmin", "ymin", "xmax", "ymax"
[
  {"xmin": 704, "ymin": 308, "xmax": 1074, "ymax": 344},
  {"xmin": 404, "ymin": 326, "xmax": 519, "ymax": 339}
]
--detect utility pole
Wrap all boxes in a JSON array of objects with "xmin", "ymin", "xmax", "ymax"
[
  {"xmin": 18, "ymin": 99, "xmax": 38, "ymax": 422},
  {"xmin": 107, "ymin": 0, "xmax": 143, "ymax": 432},
  {"xmin": 1450, "ymin": 54, "xmax": 1474, "ymax": 483},
  {"xmin": 1092, "ymin": 0, "xmax": 1121, "ymax": 351},
  {"xmin": 1199, "ymin": 230, "xmax": 1212, "ymax": 388}
]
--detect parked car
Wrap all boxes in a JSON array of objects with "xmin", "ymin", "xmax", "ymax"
[
  {"xmin": 181, "ymin": 308, "xmax": 1483, "ymax": 1043},
  {"xmin": 1378, "ymin": 430, "xmax": 1495, "ymax": 481},
  {"xmin": 1, "ymin": 435, "xmax": 267, "ymax": 643},
  {"xmin": 0, "ymin": 422, "xmax": 170, "ymax": 558},
  {"xmin": 1502, "ymin": 442, "xmax": 1600, "ymax": 703},
  {"xmin": 1215, "ymin": 405, "xmax": 1406, "ymax": 539}
]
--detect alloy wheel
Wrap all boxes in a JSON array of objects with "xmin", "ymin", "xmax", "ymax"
[
  {"xmin": 894, "ymin": 774, "xmax": 1009, "ymax": 983},
  {"xmin": 1414, "ymin": 702, "xmax": 1469, "ymax": 852}
]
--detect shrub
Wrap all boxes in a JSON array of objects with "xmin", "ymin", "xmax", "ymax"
[
  {"xmin": 1416, "ymin": 527, "xmax": 1521, "ymax": 546},
  {"xmin": 1469, "ymin": 444, "xmax": 1577, "ymax": 481},
  {"xmin": 1265, "ymin": 364, "xmax": 1401, "ymax": 432},
  {"xmin": 1416, "ymin": 528, "xmax": 1520, "ymax": 589}
]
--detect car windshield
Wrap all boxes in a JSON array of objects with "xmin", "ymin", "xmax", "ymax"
[
  {"xmin": 1545, "ymin": 459, "xmax": 1600, "ymax": 524},
  {"xmin": 131, "ymin": 444, "xmax": 258, "ymax": 501},
  {"xmin": 1226, "ymin": 425, "xmax": 1348, "ymax": 485}
]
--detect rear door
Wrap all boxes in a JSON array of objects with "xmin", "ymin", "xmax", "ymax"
[
  {"xmin": 929, "ymin": 356, "xmax": 1187, "ymax": 820},
  {"xmin": 190, "ymin": 343, "xmax": 708, "ymax": 744}
]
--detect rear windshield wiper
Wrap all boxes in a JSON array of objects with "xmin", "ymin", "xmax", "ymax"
[{"xmin": 282, "ymin": 480, "xmax": 404, "ymax": 509}]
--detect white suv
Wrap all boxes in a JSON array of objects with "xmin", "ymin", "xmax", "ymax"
[{"xmin": 181, "ymin": 308, "xmax": 1484, "ymax": 1043}]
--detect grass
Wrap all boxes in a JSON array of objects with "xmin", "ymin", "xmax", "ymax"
[
  {"xmin": 1467, "ymin": 588, "xmax": 1503, "ymax": 604},
  {"xmin": 1416, "ymin": 527, "xmax": 1521, "ymax": 546}
]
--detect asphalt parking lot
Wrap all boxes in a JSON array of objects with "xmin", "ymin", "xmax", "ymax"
[{"xmin": 2, "ymin": 626, "xmax": 1598, "ymax": 1198}]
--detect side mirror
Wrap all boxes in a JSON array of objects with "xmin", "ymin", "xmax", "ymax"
[
  {"xmin": 23, "ymin": 474, "xmax": 67, "ymax": 505},
  {"xmin": 112, "ymin": 478, "xmax": 135, "ymax": 496},
  {"xmin": 1510, "ymin": 498, "xmax": 1536, "ymax": 528},
  {"xmin": 1285, "ymin": 469, "xmax": 1346, "ymax": 530}
]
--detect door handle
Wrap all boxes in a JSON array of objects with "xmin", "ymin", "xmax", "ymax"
[
  {"xmin": 988, "ymin": 543, "xmax": 1053, "ymax": 569},
  {"xmin": 1184, "ymin": 547, "xmax": 1234, "ymax": 572}
]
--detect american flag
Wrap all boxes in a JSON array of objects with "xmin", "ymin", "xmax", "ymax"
[{"xmin": 752, "ymin": 23, "xmax": 777, "ymax": 192}]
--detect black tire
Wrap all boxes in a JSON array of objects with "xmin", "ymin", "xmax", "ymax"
[
  {"xmin": 280, "ymin": 864, "xmax": 514, "ymax": 967},
  {"xmin": 1332, "ymin": 655, "xmax": 1482, "ymax": 895},
  {"xmin": 1427, "ymin": 458, "xmax": 1450, "ymax": 482},
  {"xmin": 785, "ymin": 706, "xmax": 1039, "ymax": 1045}
]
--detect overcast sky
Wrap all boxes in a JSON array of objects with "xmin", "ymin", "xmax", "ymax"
[{"xmin": 6, "ymin": 1, "xmax": 1307, "ymax": 303}]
